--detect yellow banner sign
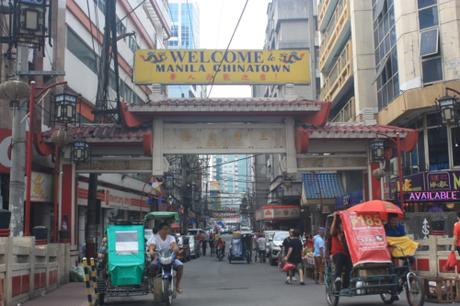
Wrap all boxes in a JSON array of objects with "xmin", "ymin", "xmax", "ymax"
[{"xmin": 134, "ymin": 49, "xmax": 310, "ymax": 85}]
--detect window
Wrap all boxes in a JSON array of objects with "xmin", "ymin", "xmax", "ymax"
[
  {"xmin": 116, "ymin": 17, "xmax": 126, "ymax": 36},
  {"xmin": 94, "ymin": 0, "xmax": 106, "ymax": 13},
  {"xmin": 422, "ymin": 56, "xmax": 442, "ymax": 83},
  {"xmin": 419, "ymin": 6, "xmax": 438, "ymax": 29},
  {"xmin": 66, "ymin": 27, "xmax": 98, "ymax": 73},
  {"xmin": 452, "ymin": 127, "xmax": 460, "ymax": 167},
  {"xmin": 417, "ymin": 0, "xmax": 442, "ymax": 84},
  {"xmin": 373, "ymin": 0, "xmax": 399, "ymax": 110},
  {"xmin": 420, "ymin": 28, "xmax": 439, "ymax": 56},
  {"xmin": 128, "ymin": 35, "xmax": 138, "ymax": 53},
  {"xmin": 115, "ymin": 230, "xmax": 139, "ymax": 255}
]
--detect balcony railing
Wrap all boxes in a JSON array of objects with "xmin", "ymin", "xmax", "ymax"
[
  {"xmin": 318, "ymin": 0, "xmax": 339, "ymax": 31},
  {"xmin": 320, "ymin": 40, "xmax": 353, "ymax": 102},
  {"xmin": 319, "ymin": 0, "xmax": 349, "ymax": 72},
  {"xmin": 331, "ymin": 97, "xmax": 356, "ymax": 122}
]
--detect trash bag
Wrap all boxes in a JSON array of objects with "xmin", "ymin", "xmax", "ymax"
[
  {"xmin": 444, "ymin": 251, "xmax": 458, "ymax": 271},
  {"xmin": 70, "ymin": 265, "xmax": 85, "ymax": 282}
]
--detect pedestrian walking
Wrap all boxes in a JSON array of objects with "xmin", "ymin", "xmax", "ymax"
[
  {"xmin": 313, "ymin": 227, "xmax": 325, "ymax": 284},
  {"xmin": 256, "ymin": 233, "xmax": 267, "ymax": 263},
  {"xmin": 452, "ymin": 212, "xmax": 460, "ymax": 256},
  {"xmin": 284, "ymin": 230, "xmax": 305, "ymax": 285}
]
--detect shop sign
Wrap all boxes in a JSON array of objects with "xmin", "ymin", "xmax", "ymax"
[
  {"xmin": 30, "ymin": 172, "xmax": 53, "ymax": 202},
  {"xmin": 392, "ymin": 171, "xmax": 460, "ymax": 202},
  {"xmin": 0, "ymin": 129, "xmax": 11, "ymax": 173},
  {"xmin": 134, "ymin": 49, "xmax": 310, "ymax": 85},
  {"xmin": 405, "ymin": 191, "xmax": 460, "ymax": 202},
  {"xmin": 256, "ymin": 205, "xmax": 300, "ymax": 221}
]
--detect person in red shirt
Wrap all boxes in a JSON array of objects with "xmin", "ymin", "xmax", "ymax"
[
  {"xmin": 330, "ymin": 212, "xmax": 352, "ymax": 290},
  {"xmin": 452, "ymin": 212, "xmax": 460, "ymax": 256}
]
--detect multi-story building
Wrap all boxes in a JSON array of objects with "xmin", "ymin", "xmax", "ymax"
[
  {"xmin": 208, "ymin": 155, "xmax": 249, "ymax": 209},
  {"xmin": 256, "ymin": 0, "xmax": 320, "ymax": 99},
  {"xmin": 372, "ymin": 0, "xmax": 460, "ymax": 221},
  {"xmin": 0, "ymin": 0, "xmax": 171, "ymax": 243},
  {"xmin": 167, "ymin": 0, "xmax": 205, "ymax": 98},
  {"xmin": 318, "ymin": 0, "xmax": 377, "ymax": 122}
]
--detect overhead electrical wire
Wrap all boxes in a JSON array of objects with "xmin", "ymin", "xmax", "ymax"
[{"xmin": 207, "ymin": 0, "xmax": 250, "ymax": 98}]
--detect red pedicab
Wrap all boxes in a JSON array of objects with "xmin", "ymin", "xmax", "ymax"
[{"xmin": 324, "ymin": 206, "xmax": 424, "ymax": 306}]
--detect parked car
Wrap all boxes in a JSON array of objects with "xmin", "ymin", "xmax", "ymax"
[
  {"xmin": 187, "ymin": 228, "xmax": 203, "ymax": 237},
  {"xmin": 186, "ymin": 235, "xmax": 200, "ymax": 258},
  {"xmin": 268, "ymin": 231, "xmax": 289, "ymax": 266},
  {"xmin": 176, "ymin": 235, "xmax": 191, "ymax": 262}
]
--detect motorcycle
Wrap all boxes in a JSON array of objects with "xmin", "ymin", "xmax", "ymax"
[{"xmin": 157, "ymin": 249, "xmax": 177, "ymax": 306}]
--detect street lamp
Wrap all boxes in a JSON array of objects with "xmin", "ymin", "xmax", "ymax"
[
  {"xmin": 54, "ymin": 92, "xmax": 77, "ymax": 123},
  {"xmin": 436, "ymin": 95, "xmax": 459, "ymax": 126},
  {"xmin": 370, "ymin": 139, "xmax": 385, "ymax": 162},
  {"xmin": 72, "ymin": 141, "xmax": 89, "ymax": 162}
]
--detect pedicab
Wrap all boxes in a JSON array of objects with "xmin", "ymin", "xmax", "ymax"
[
  {"xmin": 228, "ymin": 232, "xmax": 253, "ymax": 263},
  {"xmin": 324, "ymin": 201, "xmax": 424, "ymax": 306},
  {"xmin": 95, "ymin": 211, "xmax": 179, "ymax": 305}
]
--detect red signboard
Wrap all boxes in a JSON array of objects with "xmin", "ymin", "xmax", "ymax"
[{"xmin": 340, "ymin": 211, "xmax": 392, "ymax": 266}]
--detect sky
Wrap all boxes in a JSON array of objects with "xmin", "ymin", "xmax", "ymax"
[{"xmin": 195, "ymin": 0, "xmax": 270, "ymax": 98}]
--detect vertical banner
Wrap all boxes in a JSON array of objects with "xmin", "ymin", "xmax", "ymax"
[{"xmin": 339, "ymin": 211, "xmax": 391, "ymax": 266}]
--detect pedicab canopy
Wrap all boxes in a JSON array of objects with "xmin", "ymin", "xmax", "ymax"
[
  {"xmin": 347, "ymin": 200, "xmax": 404, "ymax": 221},
  {"xmin": 338, "ymin": 211, "xmax": 392, "ymax": 267},
  {"xmin": 107, "ymin": 224, "xmax": 145, "ymax": 286}
]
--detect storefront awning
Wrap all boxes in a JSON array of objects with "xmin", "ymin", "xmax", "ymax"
[{"xmin": 301, "ymin": 173, "xmax": 344, "ymax": 206}]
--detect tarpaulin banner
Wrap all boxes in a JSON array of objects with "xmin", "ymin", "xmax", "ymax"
[{"xmin": 340, "ymin": 211, "xmax": 392, "ymax": 266}]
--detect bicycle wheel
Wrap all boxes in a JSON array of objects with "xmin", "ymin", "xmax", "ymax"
[
  {"xmin": 325, "ymin": 263, "xmax": 339, "ymax": 306},
  {"xmin": 405, "ymin": 274, "xmax": 424, "ymax": 306}
]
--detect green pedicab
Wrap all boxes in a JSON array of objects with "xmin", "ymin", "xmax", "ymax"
[{"xmin": 96, "ymin": 212, "xmax": 180, "ymax": 305}]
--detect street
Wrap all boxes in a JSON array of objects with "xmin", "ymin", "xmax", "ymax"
[{"xmin": 102, "ymin": 252, "xmax": 437, "ymax": 306}]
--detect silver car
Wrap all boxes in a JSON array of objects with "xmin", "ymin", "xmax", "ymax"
[{"xmin": 268, "ymin": 231, "xmax": 289, "ymax": 265}]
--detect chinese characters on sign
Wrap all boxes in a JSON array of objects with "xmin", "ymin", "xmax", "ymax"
[{"xmin": 134, "ymin": 49, "xmax": 310, "ymax": 85}]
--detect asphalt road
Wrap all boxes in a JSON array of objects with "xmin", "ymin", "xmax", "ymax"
[{"xmin": 104, "ymin": 245, "xmax": 437, "ymax": 306}]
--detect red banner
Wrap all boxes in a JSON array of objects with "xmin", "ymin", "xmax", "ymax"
[{"xmin": 340, "ymin": 211, "xmax": 392, "ymax": 266}]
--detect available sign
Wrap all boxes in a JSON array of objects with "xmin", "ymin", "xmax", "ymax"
[
  {"xmin": 405, "ymin": 191, "xmax": 460, "ymax": 202},
  {"xmin": 134, "ymin": 49, "xmax": 310, "ymax": 85}
]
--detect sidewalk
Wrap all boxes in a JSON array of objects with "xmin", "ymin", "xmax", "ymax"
[{"xmin": 23, "ymin": 283, "xmax": 87, "ymax": 306}]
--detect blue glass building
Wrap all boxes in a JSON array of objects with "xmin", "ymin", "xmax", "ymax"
[{"xmin": 167, "ymin": 0, "xmax": 205, "ymax": 98}]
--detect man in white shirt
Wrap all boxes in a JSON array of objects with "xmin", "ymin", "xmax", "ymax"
[
  {"xmin": 147, "ymin": 223, "xmax": 184, "ymax": 293},
  {"xmin": 256, "ymin": 234, "xmax": 267, "ymax": 263}
]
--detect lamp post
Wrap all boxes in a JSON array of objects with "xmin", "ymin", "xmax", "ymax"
[
  {"xmin": 24, "ymin": 81, "xmax": 67, "ymax": 236},
  {"xmin": 372, "ymin": 133, "xmax": 404, "ymax": 207},
  {"xmin": 0, "ymin": 79, "xmax": 30, "ymax": 236}
]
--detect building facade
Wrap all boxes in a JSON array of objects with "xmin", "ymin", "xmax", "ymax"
[
  {"xmin": 372, "ymin": 0, "xmax": 460, "ymax": 228},
  {"xmin": 0, "ymin": 0, "xmax": 171, "ymax": 243},
  {"xmin": 318, "ymin": 0, "xmax": 378, "ymax": 123},
  {"xmin": 208, "ymin": 155, "xmax": 249, "ymax": 209}
]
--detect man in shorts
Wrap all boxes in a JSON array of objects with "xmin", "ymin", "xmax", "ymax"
[
  {"xmin": 284, "ymin": 230, "xmax": 305, "ymax": 285},
  {"xmin": 148, "ymin": 223, "xmax": 184, "ymax": 293}
]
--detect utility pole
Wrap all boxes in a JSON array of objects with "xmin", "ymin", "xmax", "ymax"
[
  {"xmin": 86, "ymin": 0, "xmax": 120, "ymax": 258},
  {"xmin": 8, "ymin": 47, "xmax": 29, "ymax": 237}
]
